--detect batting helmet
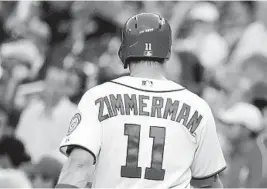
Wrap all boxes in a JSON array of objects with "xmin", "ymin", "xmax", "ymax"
[{"xmin": 118, "ymin": 13, "xmax": 172, "ymax": 68}]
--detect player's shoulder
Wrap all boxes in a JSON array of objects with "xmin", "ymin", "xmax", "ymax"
[
  {"xmin": 173, "ymin": 83, "xmax": 212, "ymax": 114},
  {"xmin": 182, "ymin": 87, "xmax": 206, "ymax": 103}
]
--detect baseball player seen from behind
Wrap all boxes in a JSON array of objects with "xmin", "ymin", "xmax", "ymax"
[{"xmin": 56, "ymin": 13, "xmax": 226, "ymax": 188}]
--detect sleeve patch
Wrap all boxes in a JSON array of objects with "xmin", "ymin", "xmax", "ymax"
[{"xmin": 67, "ymin": 113, "xmax": 82, "ymax": 136}]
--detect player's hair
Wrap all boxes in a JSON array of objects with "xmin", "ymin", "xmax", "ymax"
[{"xmin": 127, "ymin": 57, "xmax": 165, "ymax": 68}]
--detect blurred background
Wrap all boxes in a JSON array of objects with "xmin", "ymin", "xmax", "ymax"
[{"xmin": 0, "ymin": 1, "xmax": 267, "ymax": 188}]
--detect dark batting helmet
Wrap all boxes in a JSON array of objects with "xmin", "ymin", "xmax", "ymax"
[{"xmin": 118, "ymin": 13, "xmax": 172, "ymax": 68}]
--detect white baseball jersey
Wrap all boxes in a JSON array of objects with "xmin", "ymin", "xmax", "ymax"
[{"xmin": 59, "ymin": 76, "xmax": 226, "ymax": 188}]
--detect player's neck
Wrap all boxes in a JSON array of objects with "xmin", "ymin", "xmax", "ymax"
[{"xmin": 129, "ymin": 63, "xmax": 166, "ymax": 80}]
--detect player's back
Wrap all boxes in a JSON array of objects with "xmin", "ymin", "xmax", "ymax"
[{"xmin": 87, "ymin": 76, "xmax": 220, "ymax": 188}]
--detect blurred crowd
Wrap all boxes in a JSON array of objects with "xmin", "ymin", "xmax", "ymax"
[{"xmin": 0, "ymin": 1, "xmax": 267, "ymax": 188}]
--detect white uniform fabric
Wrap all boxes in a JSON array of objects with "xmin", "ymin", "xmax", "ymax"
[{"xmin": 60, "ymin": 76, "xmax": 226, "ymax": 188}]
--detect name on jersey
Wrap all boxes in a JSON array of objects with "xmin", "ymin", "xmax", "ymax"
[{"xmin": 95, "ymin": 94, "xmax": 203, "ymax": 133}]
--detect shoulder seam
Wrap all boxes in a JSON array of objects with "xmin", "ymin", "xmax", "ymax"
[
  {"xmin": 109, "ymin": 81, "xmax": 185, "ymax": 93},
  {"xmin": 192, "ymin": 166, "xmax": 227, "ymax": 180}
]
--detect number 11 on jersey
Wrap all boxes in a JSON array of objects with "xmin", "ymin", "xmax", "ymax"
[{"xmin": 121, "ymin": 124, "xmax": 166, "ymax": 181}]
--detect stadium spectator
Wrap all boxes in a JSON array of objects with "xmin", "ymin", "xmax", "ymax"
[
  {"xmin": 218, "ymin": 102, "xmax": 265, "ymax": 187},
  {"xmin": 221, "ymin": 2, "xmax": 267, "ymax": 70},
  {"xmin": 177, "ymin": 51, "xmax": 205, "ymax": 96},
  {"xmin": 0, "ymin": 135, "xmax": 31, "ymax": 169},
  {"xmin": 178, "ymin": 2, "xmax": 228, "ymax": 71},
  {"xmin": 15, "ymin": 65, "xmax": 76, "ymax": 163},
  {"xmin": 27, "ymin": 156, "xmax": 62, "ymax": 188}
]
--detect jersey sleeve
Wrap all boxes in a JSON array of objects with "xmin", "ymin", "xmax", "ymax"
[
  {"xmin": 59, "ymin": 91, "xmax": 102, "ymax": 163},
  {"xmin": 191, "ymin": 105, "xmax": 226, "ymax": 179}
]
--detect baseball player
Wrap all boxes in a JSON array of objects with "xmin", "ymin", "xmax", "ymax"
[{"xmin": 56, "ymin": 13, "xmax": 226, "ymax": 188}]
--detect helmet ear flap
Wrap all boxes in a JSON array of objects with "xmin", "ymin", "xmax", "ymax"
[{"xmin": 118, "ymin": 44, "xmax": 128, "ymax": 69}]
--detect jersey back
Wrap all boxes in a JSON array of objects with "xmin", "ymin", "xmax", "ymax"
[{"xmin": 60, "ymin": 76, "xmax": 226, "ymax": 188}]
